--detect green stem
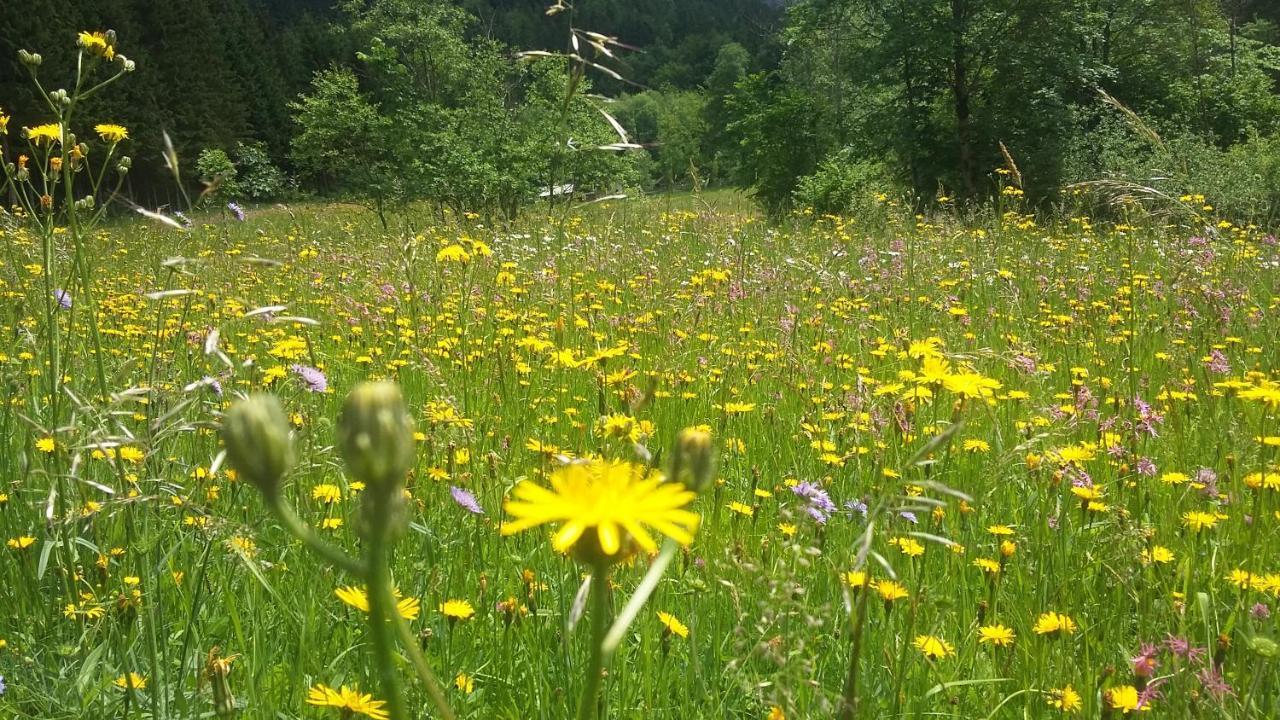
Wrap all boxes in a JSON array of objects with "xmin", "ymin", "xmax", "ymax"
[
  {"xmin": 269, "ymin": 498, "xmax": 367, "ymax": 578},
  {"xmin": 391, "ymin": 605, "xmax": 458, "ymax": 720},
  {"xmin": 365, "ymin": 524, "xmax": 408, "ymax": 720},
  {"xmin": 602, "ymin": 539, "xmax": 678, "ymax": 658},
  {"xmin": 576, "ymin": 564, "xmax": 611, "ymax": 720}
]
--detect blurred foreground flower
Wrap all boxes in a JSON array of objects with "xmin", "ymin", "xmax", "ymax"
[{"xmin": 501, "ymin": 459, "xmax": 699, "ymax": 562}]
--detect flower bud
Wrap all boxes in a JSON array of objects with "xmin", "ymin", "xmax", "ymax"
[
  {"xmin": 117, "ymin": 156, "xmax": 132, "ymax": 175},
  {"xmin": 670, "ymin": 427, "xmax": 715, "ymax": 492},
  {"xmin": 19, "ymin": 50, "xmax": 42, "ymax": 68},
  {"xmin": 221, "ymin": 394, "xmax": 294, "ymax": 501},
  {"xmin": 337, "ymin": 381, "xmax": 415, "ymax": 496}
]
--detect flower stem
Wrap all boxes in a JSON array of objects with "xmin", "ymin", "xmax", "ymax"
[
  {"xmin": 390, "ymin": 606, "xmax": 457, "ymax": 720},
  {"xmin": 576, "ymin": 564, "xmax": 611, "ymax": 720},
  {"xmin": 365, "ymin": 525, "xmax": 408, "ymax": 720},
  {"xmin": 602, "ymin": 539, "xmax": 678, "ymax": 658}
]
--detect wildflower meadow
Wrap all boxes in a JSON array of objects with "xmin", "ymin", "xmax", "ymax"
[{"xmin": 3, "ymin": 21, "xmax": 1280, "ymax": 720}]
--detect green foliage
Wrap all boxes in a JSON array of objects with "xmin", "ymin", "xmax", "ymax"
[
  {"xmin": 793, "ymin": 149, "xmax": 894, "ymax": 218},
  {"xmin": 232, "ymin": 141, "xmax": 288, "ymax": 201},
  {"xmin": 195, "ymin": 148, "xmax": 239, "ymax": 201},
  {"xmin": 726, "ymin": 72, "xmax": 823, "ymax": 214}
]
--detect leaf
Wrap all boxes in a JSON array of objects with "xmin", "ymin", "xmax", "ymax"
[
  {"xmin": 568, "ymin": 574, "xmax": 592, "ymax": 632},
  {"xmin": 926, "ymin": 677, "xmax": 1010, "ymax": 698}
]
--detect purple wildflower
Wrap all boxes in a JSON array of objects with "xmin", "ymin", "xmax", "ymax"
[
  {"xmin": 227, "ymin": 201, "xmax": 245, "ymax": 221},
  {"xmin": 1251, "ymin": 602, "xmax": 1270, "ymax": 620},
  {"xmin": 1131, "ymin": 643, "xmax": 1159, "ymax": 678},
  {"xmin": 1136, "ymin": 457, "xmax": 1157, "ymax": 477},
  {"xmin": 205, "ymin": 375, "xmax": 223, "ymax": 397},
  {"xmin": 845, "ymin": 499, "xmax": 868, "ymax": 518},
  {"xmin": 899, "ymin": 510, "xmax": 919, "ymax": 524},
  {"xmin": 1136, "ymin": 679, "xmax": 1164, "ymax": 710},
  {"xmin": 0, "ymin": 674, "xmax": 5, "ymax": 696},
  {"xmin": 54, "ymin": 288, "xmax": 72, "ymax": 309},
  {"xmin": 290, "ymin": 364, "xmax": 327, "ymax": 393},
  {"xmin": 1196, "ymin": 665, "xmax": 1235, "ymax": 700},
  {"xmin": 1204, "ymin": 349, "xmax": 1230, "ymax": 375},
  {"xmin": 791, "ymin": 481, "xmax": 836, "ymax": 524},
  {"xmin": 450, "ymin": 486, "xmax": 484, "ymax": 515}
]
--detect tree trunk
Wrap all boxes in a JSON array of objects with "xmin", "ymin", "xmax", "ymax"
[{"xmin": 951, "ymin": 0, "xmax": 977, "ymax": 196}]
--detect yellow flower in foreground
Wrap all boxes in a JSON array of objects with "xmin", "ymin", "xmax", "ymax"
[
  {"xmin": 767, "ymin": 706, "xmax": 785, "ymax": 720},
  {"xmin": 25, "ymin": 123, "xmax": 62, "ymax": 145},
  {"xmin": 912, "ymin": 634, "xmax": 955, "ymax": 659},
  {"xmin": 36, "ymin": 437, "xmax": 57, "ymax": 453},
  {"xmin": 1107, "ymin": 685, "xmax": 1149, "ymax": 713},
  {"xmin": 454, "ymin": 672, "xmax": 474, "ymax": 694},
  {"xmin": 657, "ymin": 611, "xmax": 689, "ymax": 639},
  {"xmin": 95, "ymin": 123, "xmax": 128, "ymax": 143},
  {"xmin": 978, "ymin": 624, "xmax": 1016, "ymax": 647},
  {"xmin": 114, "ymin": 673, "xmax": 147, "ymax": 690},
  {"xmin": 7, "ymin": 536, "xmax": 36, "ymax": 550},
  {"xmin": 1047, "ymin": 685, "xmax": 1083, "ymax": 713},
  {"xmin": 439, "ymin": 599, "xmax": 474, "ymax": 620},
  {"xmin": 1033, "ymin": 611, "xmax": 1078, "ymax": 636},
  {"xmin": 306, "ymin": 684, "xmax": 389, "ymax": 720},
  {"xmin": 501, "ymin": 459, "xmax": 699, "ymax": 557},
  {"xmin": 335, "ymin": 586, "xmax": 421, "ymax": 620}
]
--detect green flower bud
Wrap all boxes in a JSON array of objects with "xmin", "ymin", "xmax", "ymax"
[
  {"xmin": 19, "ymin": 50, "xmax": 42, "ymax": 68},
  {"xmin": 117, "ymin": 156, "xmax": 131, "ymax": 175},
  {"xmin": 337, "ymin": 381, "xmax": 415, "ymax": 496},
  {"xmin": 670, "ymin": 427, "xmax": 715, "ymax": 492},
  {"xmin": 221, "ymin": 394, "xmax": 294, "ymax": 501}
]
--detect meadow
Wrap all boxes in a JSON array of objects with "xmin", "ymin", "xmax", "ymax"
[{"xmin": 1, "ymin": 190, "xmax": 1279, "ymax": 719}]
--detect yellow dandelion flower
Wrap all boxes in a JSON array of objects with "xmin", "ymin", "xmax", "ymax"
[
  {"xmin": 114, "ymin": 673, "xmax": 147, "ymax": 691},
  {"xmin": 1033, "ymin": 611, "xmax": 1078, "ymax": 636},
  {"xmin": 439, "ymin": 599, "xmax": 474, "ymax": 620},
  {"xmin": 657, "ymin": 611, "xmax": 689, "ymax": 638},
  {"xmin": 912, "ymin": 634, "xmax": 954, "ymax": 659},
  {"xmin": 1047, "ymin": 685, "xmax": 1083, "ymax": 713},
  {"xmin": 1106, "ymin": 685, "xmax": 1149, "ymax": 714},
  {"xmin": 306, "ymin": 684, "xmax": 389, "ymax": 720},
  {"xmin": 95, "ymin": 123, "xmax": 128, "ymax": 143},
  {"xmin": 25, "ymin": 123, "xmax": 62, "ymax": 145},
  {"xmin": 77, "ymin": 31, "xmax": 115, "ymax": 60},
  {"xmin": 978, "ymin": 624, "xmax": 1015, "ymax": 647},
  {"xmin": 334, "ymin": 586, "xmax": 420, "ymax": 621},
  {"xmin": 501, "ymin": 459, "xmax": 699, "ymax": 558}
]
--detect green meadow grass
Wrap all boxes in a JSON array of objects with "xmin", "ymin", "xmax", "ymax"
[{"xmin": 1, "ymin": 195, "xmax": 1278, "ymax": 719}]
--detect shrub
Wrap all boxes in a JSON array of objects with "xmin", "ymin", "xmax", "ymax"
[
  {"xmin": 233, "ymin": 141, "xmax": 287, "ymax": 201},
  {"xmin": 793, "ymin": 148, "xmax": 894, "ymax": 218},
  {"xmin": 195, "ymin": 148, "xmax": 239, "ymax": 201}
]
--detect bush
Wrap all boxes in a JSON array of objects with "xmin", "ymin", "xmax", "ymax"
[
  {"xmin": 195, "ymin": 148, "xmax": 239, "ymax": 200},
  {"xmin": 233, "ymin": 141, "xmax": 287, "ymax": 201},
  {"xmin": 793, "ymin": 148, "xmax": 895, "ymax": 218}
]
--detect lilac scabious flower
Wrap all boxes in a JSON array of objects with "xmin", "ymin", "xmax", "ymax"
[
  {"xmin": 790, "ymin": 481, "xmax": 836, "ymax": 523},
  {"xmin": 205, "ymin": 375, "xmax": 223, "ymax": 397},
  {"xmin": 845, "ymin": 499, "xmax": 868, "ymax": 518},
  {"xmin": 173, "ymin": 210, "xmax": 193, "ymax": 228},
  {"xmin": 0, "ymin": 674, "xmax": 5, "ymax": 696},
  {"xmin": 290, "ymin": 364, "xmax": 328, "ymax": 393},
  {"xmin": 899, "ymin": 510, "xmax": 919, "ymax": 524},
  {"xmin": 54, "ymin": 288, "xmax": 72, "ymax": 309},
  {"xmin": 450, "ymin": 486, "xmax": 484, "ymax": 515},
  {"xmin": 227, "ymin": 201, "xmax": 245, "ymax": 221}
]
